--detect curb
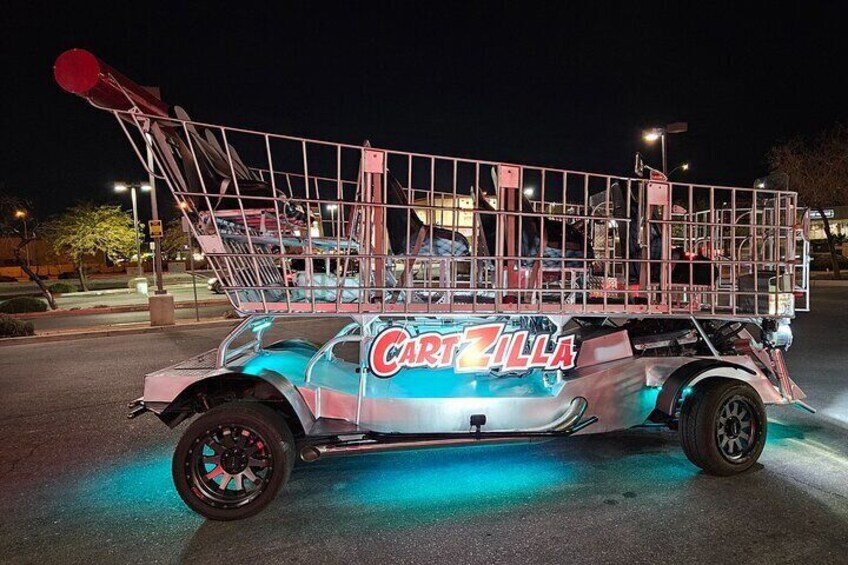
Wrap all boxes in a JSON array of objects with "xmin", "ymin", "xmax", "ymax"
[
  {"xmin": 10, "ymin": 299, "xmax": 230, "ymax": 319},
  {"xmin": 810, "ymin": 279, "xmax": 848, "ymax": 287},
  {"xmin": 0, "ymin": 318, "xmax": 238, "ymax": 347}
]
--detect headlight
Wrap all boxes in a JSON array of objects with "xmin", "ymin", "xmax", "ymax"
[{"xmin": 207, "ymin": 278, "xmax": 217, "ymax": 285}]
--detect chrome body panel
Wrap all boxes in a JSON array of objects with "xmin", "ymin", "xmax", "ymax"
[{"xmin": 142, "ymin": 322, "xmax": 793, "ymax": 436}]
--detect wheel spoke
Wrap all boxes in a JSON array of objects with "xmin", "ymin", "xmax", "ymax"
[
  {"xmin": 218, "ymin": 472, "xmax": 232, "ymax": 490},
  {"xmin": 249, "ymin": 457, "xmax": 271, "ymax": 468},
  {"xmin": 205, "ymin": 465, "xmax": 224, "ymax": 480},
  {"xmin": 243, "ymin": 467, "xmax": 261, "ymax": 486},
  {"xmin": 232, "ymin": 473, "xmax": 244, "ymax": 492},
  {"xmin": 207, "ymin": 441, "xmax": 226, "ymax": 455},
  {"xmin": 235, "ymin": 429, "xmax": 250, "ymax": 448},
  {"xmin": 219, "ymin": 428, "xmax": 236, "ymax": 448},
  {"xmin": 202, "ymin": 455, "xmax": 220, "ymax": 465}
]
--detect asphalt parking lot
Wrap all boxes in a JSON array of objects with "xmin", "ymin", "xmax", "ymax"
[{"xmin": 0, "ymin": 289, "xmax": 846, "ymax": 564}]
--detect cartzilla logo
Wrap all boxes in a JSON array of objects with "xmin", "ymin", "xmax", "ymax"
[{"xmin": 368, "ymin": 322, "xmax": 576, "ymax": 379}]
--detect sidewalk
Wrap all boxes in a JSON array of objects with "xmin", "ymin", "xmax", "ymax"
[
  {"xmin": 9, "ymin": 282, "xmax": 228, "ymax": 319},
  {"xmin": 0, "ymin": 272, "xmax": 209, "ymax": 298},
  {"xmin": 0, "ymin": 316, "xmax": 238, "ymax": 347}
]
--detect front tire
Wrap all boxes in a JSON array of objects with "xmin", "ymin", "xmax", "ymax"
[
  {"xmin": 173, "ymin": 402, "xmax": 295, "ymax": 520},
  {"xmin": 679, "ymin": 379, "xmax": 767, "ymax": 476}
]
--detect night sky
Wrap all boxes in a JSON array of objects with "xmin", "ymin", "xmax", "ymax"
[{"xmin": 2, "ymin": 2, "xmax": 847, "ymax": 220}]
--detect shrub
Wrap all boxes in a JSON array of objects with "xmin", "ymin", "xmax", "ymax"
[
  {"xmin": 0, "ymin": 275, "xmax": 17, "ymax": 283},
  {"xmin": 48, "ymin": 282, "xmax": 76, "ymax": 294},
  {"xmin": 0, "ymin": 314, "xmax": 34, "ymax": 338},
  {"xmin": 0, "ymin": 296, "xmax": 49, "ymax": 314}
]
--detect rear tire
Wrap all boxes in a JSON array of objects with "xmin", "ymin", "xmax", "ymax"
[
  {"xmin": 679, "ymin": 379, "xmax": 767, "ymax": 476},
  {"xmin": 173, "ymin": 402, "xmax": 295, "ymax": 520}
]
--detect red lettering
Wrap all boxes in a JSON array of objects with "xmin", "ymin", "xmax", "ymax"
[
  {"xmin": 370, "ymin": 324, "xmax": 577, "ymax": 378},
  {"xmin": 439, "ymin": 334, "xmax": 461, "ymax": 366},
  {"xmin": 456, "ymin": 324, "xmax": 502, "ymax": 371},
  {"xmin": 530, "ymin": 334, "xmax": 551, "ymax": 366},
  {"xmin": 504, "ymin": 331, "xmax": 530, "ymax": 371},
  {"xmin": 369, "ymin": 327, "xmax": 410, "ymax": 378},
  {"xmin": 546, "ymin": 336, "xmax": 576, "ymax": 370},
  {"xmin": 398, "ymin": 340, "xmax": 418, "ymax": 366},
  {"xmin": 417, "ymin": 334, "xmax": 442, "ymax": 367},
  {"xmin": 492, "ymin": 334, "xmax": 511, "ymax": 366}
]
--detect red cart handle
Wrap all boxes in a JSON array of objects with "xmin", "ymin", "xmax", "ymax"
[{"xmin": 54, "ymin": 49, "xmax": 169, "ymax": 117}]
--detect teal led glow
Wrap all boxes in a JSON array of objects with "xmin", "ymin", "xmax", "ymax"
[
  {"xmin": 330, "ymin": 443, "xmax": 574, "ymax": 519},
  {"xmin": 251, "ymin": 319, "xmax": 273, "ymax": 333},
  {"xmin": 73, "ymin": 448, "xmax": 193, "ymax": 519}
]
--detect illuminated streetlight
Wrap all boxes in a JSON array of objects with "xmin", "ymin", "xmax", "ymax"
[
  {"xmin": 643, "ymin": 129, "xmax": 662, "ymax": 142},
  {"xmin": 642, "ymin": 122, "xmax": 688, "ymax": 174},
  {"xmin": 668, "ymin": 162, "xmax": 690, "ymax": 178},
  {"xmin": 326, "ymin": 203, "xmax": 338, "ymax": 237},
  {"xmin": 523, "ymin": 187, "xmax": 535, "ymax": 197},
  {"xmin": 753, "ymin": 172, "xmax": 789, "ymax": 190}
]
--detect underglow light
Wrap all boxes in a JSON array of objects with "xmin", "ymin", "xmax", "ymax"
[{"xmin": 340, "ymin": 444, "xmax": 570, "ymax": 513}]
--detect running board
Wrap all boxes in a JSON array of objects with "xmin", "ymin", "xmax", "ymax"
[{"xmin": 299, "ymin": 416, "xmax": 598, "ymax": 462}]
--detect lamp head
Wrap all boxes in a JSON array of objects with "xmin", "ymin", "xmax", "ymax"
[{"xmin": 642, "ymin": 128, "xmax": 662, "ymax": 142}]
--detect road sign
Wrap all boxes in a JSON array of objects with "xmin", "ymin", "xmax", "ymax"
[{"xmin": 149, "ymin": 219, "xmax": 163, "ymax": 238}]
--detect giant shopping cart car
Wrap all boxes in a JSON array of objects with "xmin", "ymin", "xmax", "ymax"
[{"xmin": 55, "ymin": 49, "xmax": 812, "ymax": 520}]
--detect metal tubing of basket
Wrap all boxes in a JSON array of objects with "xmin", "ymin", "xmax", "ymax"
[{"xmin": 55, "ymin": 50, "xmax": 807, "ymax": 320}]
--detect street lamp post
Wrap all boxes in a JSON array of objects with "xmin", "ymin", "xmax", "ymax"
[
  {"xmin": 114, "ymin": 182, "xmax": 148, "ymax": 278},
  {"xmin": 14, "ymin": 210, "xmax": 30, "ymax": 267},
  {"xmin": 145, "ymin": 133, "xmax": 166, "ymax": 295},
  {"xmin": 643, "ymin": 122, "xmax": 688, "ymax": 175}
]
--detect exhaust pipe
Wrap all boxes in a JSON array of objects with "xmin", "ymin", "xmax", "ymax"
[{"xmin": 300, "ymin": 435, "xmax": 541, "ymax": 462}]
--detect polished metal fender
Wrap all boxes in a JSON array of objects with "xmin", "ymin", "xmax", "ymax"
[
  {"xmin": 153, "ymin": 368, "xmax": 318, "ymax": 432},
  {"xmin": 650, "ymin": 358, "xmax": 774, "ymax": 421}
]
